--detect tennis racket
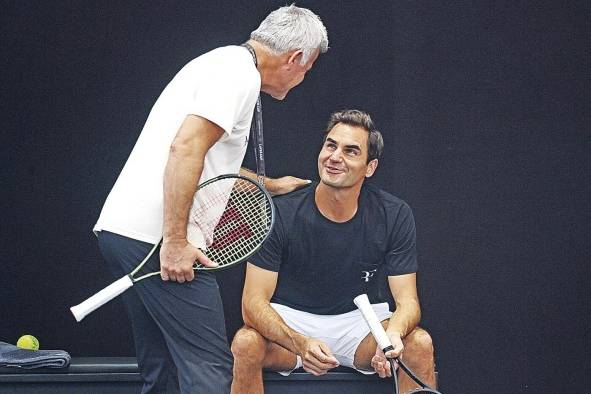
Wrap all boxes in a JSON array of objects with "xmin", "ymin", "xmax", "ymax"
[
  {"xmin": 71, "ymin": 174, "xmax": 274, "ymax": 322},
  {"xmin": 354, "ymin": 294, "xmax": 442, "ymax": 394}
]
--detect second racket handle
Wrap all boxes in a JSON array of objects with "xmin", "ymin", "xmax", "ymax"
[
  {"xmin": 70, "ymin": 275, "xmax": 134, "ymax": 322},
  {"xmin": 353, "ymin": 294, "xmax": 393, "ymax": 352}
]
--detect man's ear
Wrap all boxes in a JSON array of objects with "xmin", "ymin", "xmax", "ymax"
[
  {"xmin": 287, "ymin": 50, "xmax": 304, "ymax": 66},
  {"xmin": 365, "ymin": 159, "xmax": 379, "ymax": 178}
]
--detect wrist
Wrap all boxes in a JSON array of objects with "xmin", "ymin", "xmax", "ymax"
[
  {"xmin": 263, "ymin": 177, "xmax": 276, "ymax": 192},
  {"xmin": 162, "ymin": 236, "xmax": 187, "ymax": 245},
  {"xmin": 386, "ymin": 329, "xmax": 403, "ymax": 339},
  {"xmin": 291, "ymin": 332, "xmax": 309, "ymax": 355}
]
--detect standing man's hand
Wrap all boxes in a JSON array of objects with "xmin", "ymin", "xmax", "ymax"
[
  {"xmin": 266, "ymin": 176, "xmax": 311, "ymax": 195},
  {"xmin": 159, "ymin": 240, "xmax": 218, "ymax": 283},
  {"xmin": 371, "ymin": 332, "xmax": 404, "ymax": 378},
  {"xmin": 298, "ymin": 337, "xmax": 340, "ymax": 376}
]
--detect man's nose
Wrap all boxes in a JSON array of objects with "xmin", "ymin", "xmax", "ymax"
[{"xmin": 329, "ymin": 149, "xmax": 343, "ymax": 162}]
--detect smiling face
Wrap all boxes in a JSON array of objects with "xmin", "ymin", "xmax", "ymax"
[{"xmin": 317, "ymin": 123, "xmax": 378, "ymax": 189}]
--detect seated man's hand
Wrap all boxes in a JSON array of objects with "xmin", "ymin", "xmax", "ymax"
[
  {"xmin": 299, "ymin": 337, "xmax": 340, "ymax": 376},
  {"xmin": 371, "ymin": 332, "xmax": 404, "ymax": 378}
]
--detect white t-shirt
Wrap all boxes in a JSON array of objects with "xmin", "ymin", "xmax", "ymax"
[{"xmin": 94, "ymin": 46, "xmax": 260, "ymax": 245}]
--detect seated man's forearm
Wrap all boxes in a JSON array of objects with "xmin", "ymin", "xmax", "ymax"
[
  {"xmin": 386, "ymin": 298, "xmax": 421, "ymax": 338},
  {"xmin": 243, "ymin": 296, "xmax": 306, "ymax": 354}
]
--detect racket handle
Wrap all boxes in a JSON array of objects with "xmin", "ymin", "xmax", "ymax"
[
  {"xmin": 70, "ymin": 275, "xmax": 134, "ymax": 322},
  {"xmin": 354, "ymin": 294, "xmax": 393, "ymax": 352},
  {"xmin": 355, "ymin": 295, "xmax": 438, "ymax": 392}
]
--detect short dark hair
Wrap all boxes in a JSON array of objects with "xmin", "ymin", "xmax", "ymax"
[{"xmin": 325, "ymin": 109, "xmax": 384, "ymax": 162}]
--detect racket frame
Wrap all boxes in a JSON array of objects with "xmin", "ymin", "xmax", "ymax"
[{"xmin": 70, "ymin": 174, "xmax": 274, "ymax": 321}]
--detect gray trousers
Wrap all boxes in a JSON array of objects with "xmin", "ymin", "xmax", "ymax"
[{"xmin": 98, "ymin": 231, "xmax": 233, "ymax": 394}]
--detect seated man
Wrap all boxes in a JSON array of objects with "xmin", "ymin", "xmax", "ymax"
[{"xmin": 231, "ymin": 109, "xmax": 436, "ymax": 394}]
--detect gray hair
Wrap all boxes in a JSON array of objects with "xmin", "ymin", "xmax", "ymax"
[
  {"xmin": 250, "ymin": 4, "xmax": 329, "ymax": 64},
  {"xmin": 325, "ymin": 109, "xmax": 384, "ymax": 163}
]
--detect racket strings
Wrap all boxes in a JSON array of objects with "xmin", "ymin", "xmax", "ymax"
[
  {"xmin": 216, "ymin": 191, "xmax": 269, "ymax": 260},
  {"xmin": 191, "ymin": 178, "xmax": 272, "ymax": 268},
  {"xmin": 191, "ymin": 186, "xmax": 234, "ymax": 241}
]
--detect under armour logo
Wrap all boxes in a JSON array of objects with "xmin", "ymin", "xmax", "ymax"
[{"xmin": 361, "ymin": 269, "xmax": 377, "ymax": 282}]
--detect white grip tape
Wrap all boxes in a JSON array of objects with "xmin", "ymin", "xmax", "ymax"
[
  {"xmin": 353, "ymin": 294, "xmax": 393, "ymax": 351},
  {"xmin": 70, "ymin": 275, "xmax": 134, "ymax": 322}
]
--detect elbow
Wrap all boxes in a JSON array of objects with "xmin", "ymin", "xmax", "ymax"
[
  {"xmin": 241, "ymin": 295, "xmax": 265, "ymax": 328},
  {"xmin": 409, "ymin": 298, "xmax": 421, "ymax": 321},
  {"xmin": 241, "ymin": 306, "xmax": 250, "ymax": 327},
  {"xmin": 169, "ymin": 130, "xmax": 202, "ymax": 157},
  {"xmin": 169, "ymin": 139, "xmax": 189, "ymax": 157},
  {"xmin": 243, "ymin": 314, "xmax": 254, "ymax": 328},
  {"xmin": 396, "ymin": 297, "xmax": 421, "ymax": 320},
  {"xmin": 241, "ymin": 298, "xmax": 255, "ymax": 327}
]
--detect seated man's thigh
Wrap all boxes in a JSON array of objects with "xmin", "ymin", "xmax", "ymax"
[
  {"xmin": 353, "ymin": 320, "xmax": 390, "ymax": 370},
  {"xmin": 263, "ymin": 341, "xmax": 298, "ymax": 371},
  {"xmin": 400, "ymin": 327, "xmax": 434, "ymax": 362}
]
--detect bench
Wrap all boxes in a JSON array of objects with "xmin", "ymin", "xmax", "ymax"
[{"xmin": 0, "ymin": 357, "xmax": 399, "ymax": 393}]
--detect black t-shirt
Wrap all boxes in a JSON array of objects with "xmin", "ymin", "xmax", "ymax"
[{"xmin": 250, "ymin": 182, "xmax": 418, "ymax": 315}]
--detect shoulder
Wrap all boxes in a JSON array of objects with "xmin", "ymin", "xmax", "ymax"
[
  {"xmin": 363, "ymin": 183, "xmax": 410, "ymax": 209},
  {"xmin": 271, "ymin": 183, "xmax": 316, "ymax": 226},
  {"xmin": 190, "ymin": 45, "xmax": 249, "ymax": 64},
  {"xmin": 204, "ymin": 46, "xmax": 252, "ymax": 65},
  {"xmin": 272, "ymin": 182, "xmax": 316, "ymax": 211},
  {"xmin": 362, "ymin": 183, "xmax": 414, "ymax": 220},
  {"xmin": 183, "ymin": 46, "xmax": 260, "ymax": 87}
]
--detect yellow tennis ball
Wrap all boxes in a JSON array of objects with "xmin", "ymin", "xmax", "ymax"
[{"xmin": 16, "ymin": 335, "xmax": 39, "ymax": 350}]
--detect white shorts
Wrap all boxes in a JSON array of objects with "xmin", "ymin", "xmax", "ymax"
[{"xmin": 270, "ymin": 302, "xmax": 392, "ymax": 376}]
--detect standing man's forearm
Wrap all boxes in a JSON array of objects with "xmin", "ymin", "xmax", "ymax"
[
  {"xmin": 159, "ymin": 115, "xmax": 224, "ymax": 282},
  {"xmin": 163, "ymin": 144, "xmax": 204, "ymax": 242},
  {"xmin": 239, "ymin": 167, "xmax": 311, "ymax": 196},
  {"xmin": 162, "ymin": 115, "xmax": 224, "ymax": 242}
]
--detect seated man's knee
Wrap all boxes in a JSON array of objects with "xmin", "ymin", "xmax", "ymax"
[
  {"xmin": 231, "ymin": 327, "xmax": 267, "ymax": 364},
  {"xmin": 404, "ymin": 328, "xmax": 434, "ymax": 359}
]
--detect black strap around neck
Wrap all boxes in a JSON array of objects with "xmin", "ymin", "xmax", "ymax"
[
  {"xmin": 241, "ymin": 42, "xmax": 265, "ymax": 185},
  {"xmin": 241, "ymin": 42, "xmax": 257, "ymax": 66}
]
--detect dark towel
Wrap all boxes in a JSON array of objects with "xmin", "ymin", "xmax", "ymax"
[{"xmin": 0, "ymin": 341, "xmax": 71, "ymax": 369}]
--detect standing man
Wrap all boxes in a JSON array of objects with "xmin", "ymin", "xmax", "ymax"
[
  {"xmin": 231, "ymin": 110, "xmax": 436, "ymax": 393},
  {"xmin": 93, "ymin": 5, "xmax": 328, "ymax": 393}
]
